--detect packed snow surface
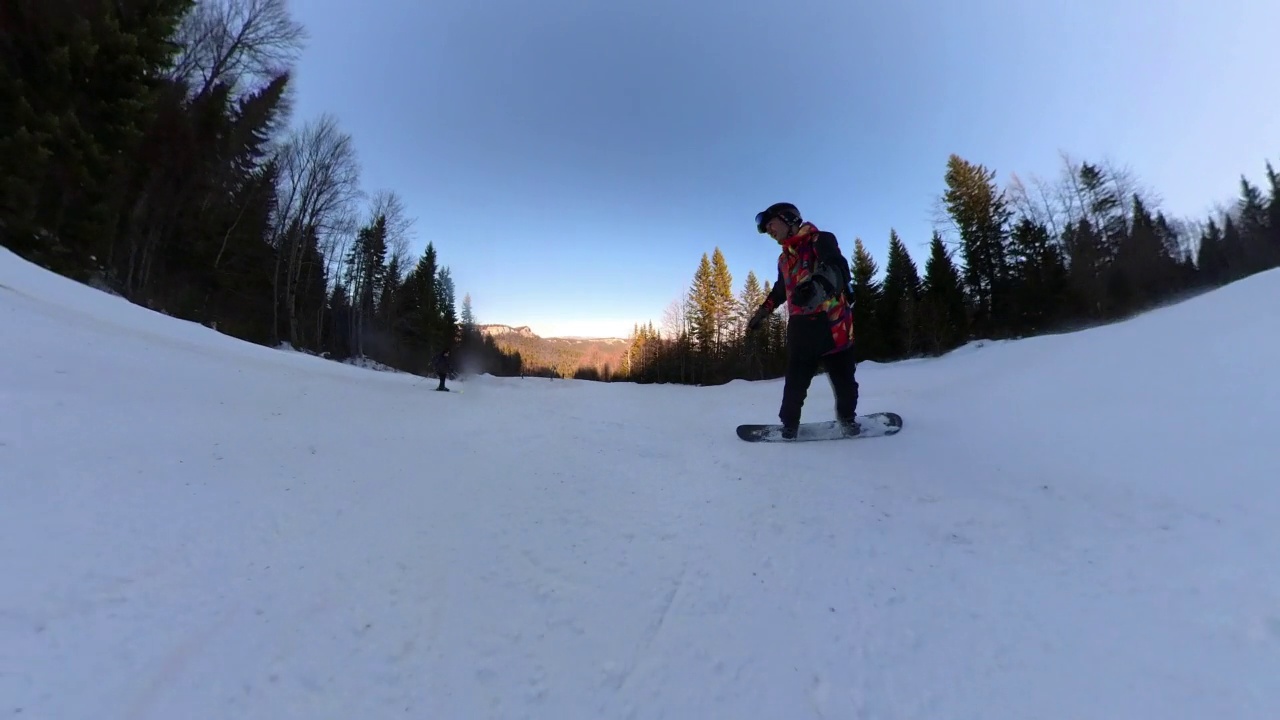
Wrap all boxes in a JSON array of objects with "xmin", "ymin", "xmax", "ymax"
[{"xmin": 2, "ymin": 246, "xmax": 1279, "ymax": 719}]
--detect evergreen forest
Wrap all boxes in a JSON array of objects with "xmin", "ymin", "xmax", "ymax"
[{"xmin": 613, "ymin": 154, "xmax": 1280, "ymax": 385}]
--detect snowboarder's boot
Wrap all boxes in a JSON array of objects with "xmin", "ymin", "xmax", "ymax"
[
  {"xmin": 838, "ymin": 417, "xmax": 860, "ymax": 436},
  {"xmin": 780, "ymin": 424, "xmax": 798, "ymax": 440}
]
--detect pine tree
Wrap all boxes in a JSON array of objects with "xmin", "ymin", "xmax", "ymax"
[
  {"xmin": 1062, "ymin": 218, "xmax": 1109, "ymax": 319},
  {"xmin": 325, "ymin": 284, "xmax": 354, "ymax": 359},
  {"xmin": 1154, "ymin": 213, "xmax": 1197, "ymax": 289},
  {"xmin": 0, "ymin": 0, "xmax": 192, "ymax": 276},
  {"xmin": 1236, "ymin": 176, "xmax": 1272, "ymax": 276},
  {"xmin": 1109, "ymin": 195, "xmax": 1178, "ymax": 313},
  {"xmin": 345, "ymin": 214, "xmax": 388, "ymax": 356},
  {"xmin": 1075, "ymin": 161, "xmax": 1129, "ymax": 258},
  {"xmin": 378, "ymin": 254, "xmax": 401, "ymax": 331},
  {"xmin": 737, "ymin": 271, "xmax": 765, "ymax": 335},
  {"xmin": 1220, "ymin": 214, "xmax": 1251, "ymax": 283},
  {"xmin": 461, "ymin": 293, "xmax": 476, "ymax": 329},
  {"xmin": 737, "ymin": 271, "xmax": 767, "ymax": 378},
  {"xmin": 436, "ymin": 266, "xmax": 458, "ymax": 347},
  {"xmin": 393, "ymin": 242, "xmax": 439, "ymax": 371},
  {"xmin": 1265, "ymin": 162, "xmax": 1280, "ymax": 269},
  {"xmin": 687, "ymin": 253, "xmax": 715, "ymax": 356},
  {"xmin": 1195, "ymin": 218, "xmax": 1227, "ymax": 286},
  {"xmin": 1008, "ymin": 217, "xmax": 1069, "ymax": 334},
  {"xmin": 709, "ymin": 247, "xmax": 737, "ymax": 354},
  {"xmin": 761, "ymin": 279, "xmax": 787, "ymax": 374},
  {"xmin": 942, "ymin": 154, "xmax": 1014, "ymax": 337},
  {"xmin": 850, "ymin": 237, "xmax": 883, "ymax": 361},
  {"xmin": 627, "ymin": 322, "xmax": 654, "ymax": 381},
  {"xmin": 878, "ymin": 229, "xmax": 923, "ymax": 359},
  {"xmin": 919, "ymin": 231, "xmax": 969, "ymax": 354}
]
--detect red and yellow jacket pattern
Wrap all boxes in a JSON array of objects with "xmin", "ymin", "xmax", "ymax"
[{"xmin": 760, "ymin": 222, "xmax": 855, "ymax": 355}]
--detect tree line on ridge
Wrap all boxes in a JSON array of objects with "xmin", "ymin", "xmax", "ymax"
[{"xmin": 3, "ymin": 1, "xmax": 1276, "ymax": 385}]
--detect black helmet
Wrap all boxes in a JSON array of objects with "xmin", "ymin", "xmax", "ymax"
[{"xmin": 755, "ymin": 202, "xmax": 802, "ymax": 233}]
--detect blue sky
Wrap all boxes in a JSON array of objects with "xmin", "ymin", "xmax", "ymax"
[{"xmin": 285, "ymin": 0, "xmax": 1278, "ymax": 338}]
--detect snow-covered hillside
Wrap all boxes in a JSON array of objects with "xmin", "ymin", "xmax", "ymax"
[{"xmin": 2, "ymin": 246, "xmax": 1278, "ymax": 719}]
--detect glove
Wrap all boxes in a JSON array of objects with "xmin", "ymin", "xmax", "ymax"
[
  {"xmin": 812, "ymin": 275, "xmax": 836, "ymax": 297},
  {"xmin": 792, "ymin": 276, "xmax": 836, "ymax": 312},
  {"xmin": 747, "ymin": 305, "xmax": 770, "ymax": 331},
  {"xmin": 791, "ymin": 280, "xmax": 817, "ymax": 309}
]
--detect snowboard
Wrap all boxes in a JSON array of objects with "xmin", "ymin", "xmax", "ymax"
[{"xmin": 736, "ymin": 412, "xmax": 903, "ymax": 443}]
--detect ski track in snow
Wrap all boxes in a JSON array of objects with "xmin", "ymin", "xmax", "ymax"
[{"xmin": 2, "ymin": 247, "xmax": 1280, "ymax": 719}]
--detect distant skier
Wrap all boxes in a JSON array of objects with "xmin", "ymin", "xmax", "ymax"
[
  {"xmin": 746, "ymin": 202, "xmax": 859, "ymax": 439},
  {"xmin": 431, "ymin": 348, "xmax": 452, "ymax": 391}
]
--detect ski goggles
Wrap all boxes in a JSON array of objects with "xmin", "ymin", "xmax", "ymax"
[
  {"xmin": 755, "ymin": 209, "xmax": 777, "ymax": 234},
  {"xmin": 755, "ymin": 204, "xmax": 798, "ymax": 233}
]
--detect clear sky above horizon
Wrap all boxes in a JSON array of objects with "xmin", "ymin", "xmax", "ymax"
[{"xmin": 284, "ymin": 0, "xmax": 1278, "ymax": 338}]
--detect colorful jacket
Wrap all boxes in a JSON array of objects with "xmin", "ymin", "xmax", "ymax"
[{"xmin": 759, "ymin": 222, "xmax": 855, "ymax": 354}]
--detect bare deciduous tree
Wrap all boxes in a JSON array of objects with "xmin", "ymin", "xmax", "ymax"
[
  {"xmin": 1005, "ymin": 167, "xmax": 1074, "ymax": 240},
  {"xmin": 169, "ymin": 0, "xmax": 307, "ymax": 99},
  {"xmin": 1030, "ymin": 173, "xmax": 1067, "ymax": 239},
  {"xmin": 1051, "ymin": 151, "xmax": 1159, "ymax": 234},
  {"xmin": 367, "ymin": 188, "xmax": 416, "ymax": 273},
  {"xmin": 271, "ymin": 114, "xmax": 361, "ymax": 347},
  {"xmin": 1006, "ymin": 172, "xmax": 1039, "ymax": 225},
  {"xmin": 661, "ymin": 297, "xmax": 687, "ymax": 340}
]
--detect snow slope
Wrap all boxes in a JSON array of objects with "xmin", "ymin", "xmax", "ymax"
[{"xmin": 2, "ymin": 246, "xmax": 1279, "ymax": 719}]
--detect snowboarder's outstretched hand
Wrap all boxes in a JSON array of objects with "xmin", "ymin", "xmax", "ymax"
[{"xmin": 748, "ymin": 305, "xmax": 770, "ymax": 332}]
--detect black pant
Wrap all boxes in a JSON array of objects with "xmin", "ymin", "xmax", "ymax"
[{"xmin": 779, "ymin": 314, "xmax": 858, "ymax": 428}]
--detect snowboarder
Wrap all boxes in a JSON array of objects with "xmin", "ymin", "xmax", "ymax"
[
  {"xmin": 746, "ymin": 202, "xmax": 859, "ymax": 439},
  {"xmin": 431, "ymin": 348, "xmax": 452, "ymax": 391}
]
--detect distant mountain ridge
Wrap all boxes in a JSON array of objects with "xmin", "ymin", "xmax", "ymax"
[
  {"xmin": 476, "ymin": 324, "xmax": 628, "ymax": 378},
  {"xmin": 477, "ymin": 324, "xmax": 628, "ymax": 343},
  {"xmin": 477, "ymin": 323, "xmax": 539, "ymax": 339}
]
